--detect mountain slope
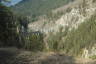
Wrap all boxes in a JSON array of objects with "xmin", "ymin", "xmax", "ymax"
[
  {"xmin": 29, "ymin": 0, "xmax": 96, "ymax": 33},
  {"xmin": 12, "ymin": 0, "xmax": 74, "ymax": 17},
  {"xmin": 12, "ymin": 0, "xmax": 96, "ymax": 57},
  {"xmin": 28, "ymin": 0, "xmax": 96, "ymax": 56}
]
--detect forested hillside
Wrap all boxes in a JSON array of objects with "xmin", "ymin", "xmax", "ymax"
[
  {"xmin": 12, "ymin": 0, "xmax": 74, "ymax": 19},
  {"xmin": 0, "ymin": 0, "xmax": 96, "ymax": 64}
]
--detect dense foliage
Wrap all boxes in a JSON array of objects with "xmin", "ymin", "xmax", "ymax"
[
  {"xmin": 0, "ymin": 4, "xmax": 19, "ymax": 47},
  {"xmin": 0, "ymin": 5, "xmax": 44, "ymax": 51},
  {"xmin": 23, "ymin": 32, "xmax": 44, "ymax": 51}
]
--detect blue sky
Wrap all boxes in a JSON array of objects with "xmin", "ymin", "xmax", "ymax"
[{"xmin": 2, "ymin": 0, "xmax": 22, "ymax": 6}]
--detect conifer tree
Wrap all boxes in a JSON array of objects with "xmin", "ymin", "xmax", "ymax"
[{"xmin": 0, "ymin": 4, "xmax": 19, "ymax": 47}]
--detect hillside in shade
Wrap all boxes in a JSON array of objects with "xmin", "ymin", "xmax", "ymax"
[{"xmin": 12, "ymin": 0, "xmax": 74, "ymax": 18}]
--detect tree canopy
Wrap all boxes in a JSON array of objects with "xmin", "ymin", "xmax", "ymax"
[{"xmin": 0, "ymin": 4, "xmax": 19, "ymax": 47}]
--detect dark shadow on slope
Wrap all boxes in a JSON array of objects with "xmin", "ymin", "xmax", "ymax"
[
  {"xmin": 0, "ymin": 48, "xmax": 86, "ymax": 64},
  {"xmin": 40, "ymin": 53, "xmax": 76, "ymax": 64},
  {"xmin": 0, "ymin": 48, "xmax": 96, "ymax": 64},
  {"xmin": 0, "ymin": 48, "xmax": 19, "ymax": 64},
  {"xmin": 13, "ymin": 52, "xmax": 76, "ymax": 64}
]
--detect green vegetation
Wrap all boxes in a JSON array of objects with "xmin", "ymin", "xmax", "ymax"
[
  {"xmin": 1, "ymin": 0, "xmax": 96, "ymax": 57},
  {"xmin": 0, "ymin": 3, "xmax": 43, "ymax": 51},
  {"xmin": 89, "ymin": 55, "xmax": 96, "ymax": 60},
  {"xmin": 0, "ymin": 4, "xmax": 44, "ymax": 51},
  {"xmin": 24, "ymin": 33, "xmax": 44, "ymax": 51},
  {"xmin": 45, "ymin": 13, "xmax": 96, "ymax": 56},
  {"xmin": 62, "ymin": 14, "xmax": 96, "ymax": 55},
  {"xmin": 46, "ymin": 26, "xmax": 68, "ymax": 51},
  {"xmin": 0, "ymin": 4, "xmax": 19, "ymax": 47},
  {"xmin": 12, "ymin": 0, "xmax": 74, "ymax": 21}
]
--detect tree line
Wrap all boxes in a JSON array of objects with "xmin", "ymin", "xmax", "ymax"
[{"xmin": 0, "ymin": 2, "xmax": 44, "ymax": 51}]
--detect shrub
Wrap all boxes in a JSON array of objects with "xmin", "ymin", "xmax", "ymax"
[{"xmin": 24, "ymin": 32, "xmax": 44, "ymax": 51}]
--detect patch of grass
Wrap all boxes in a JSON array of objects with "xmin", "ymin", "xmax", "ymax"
[{"xmin": 89, "ymin": 55, "xmax": 96, "ymax": 60}]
